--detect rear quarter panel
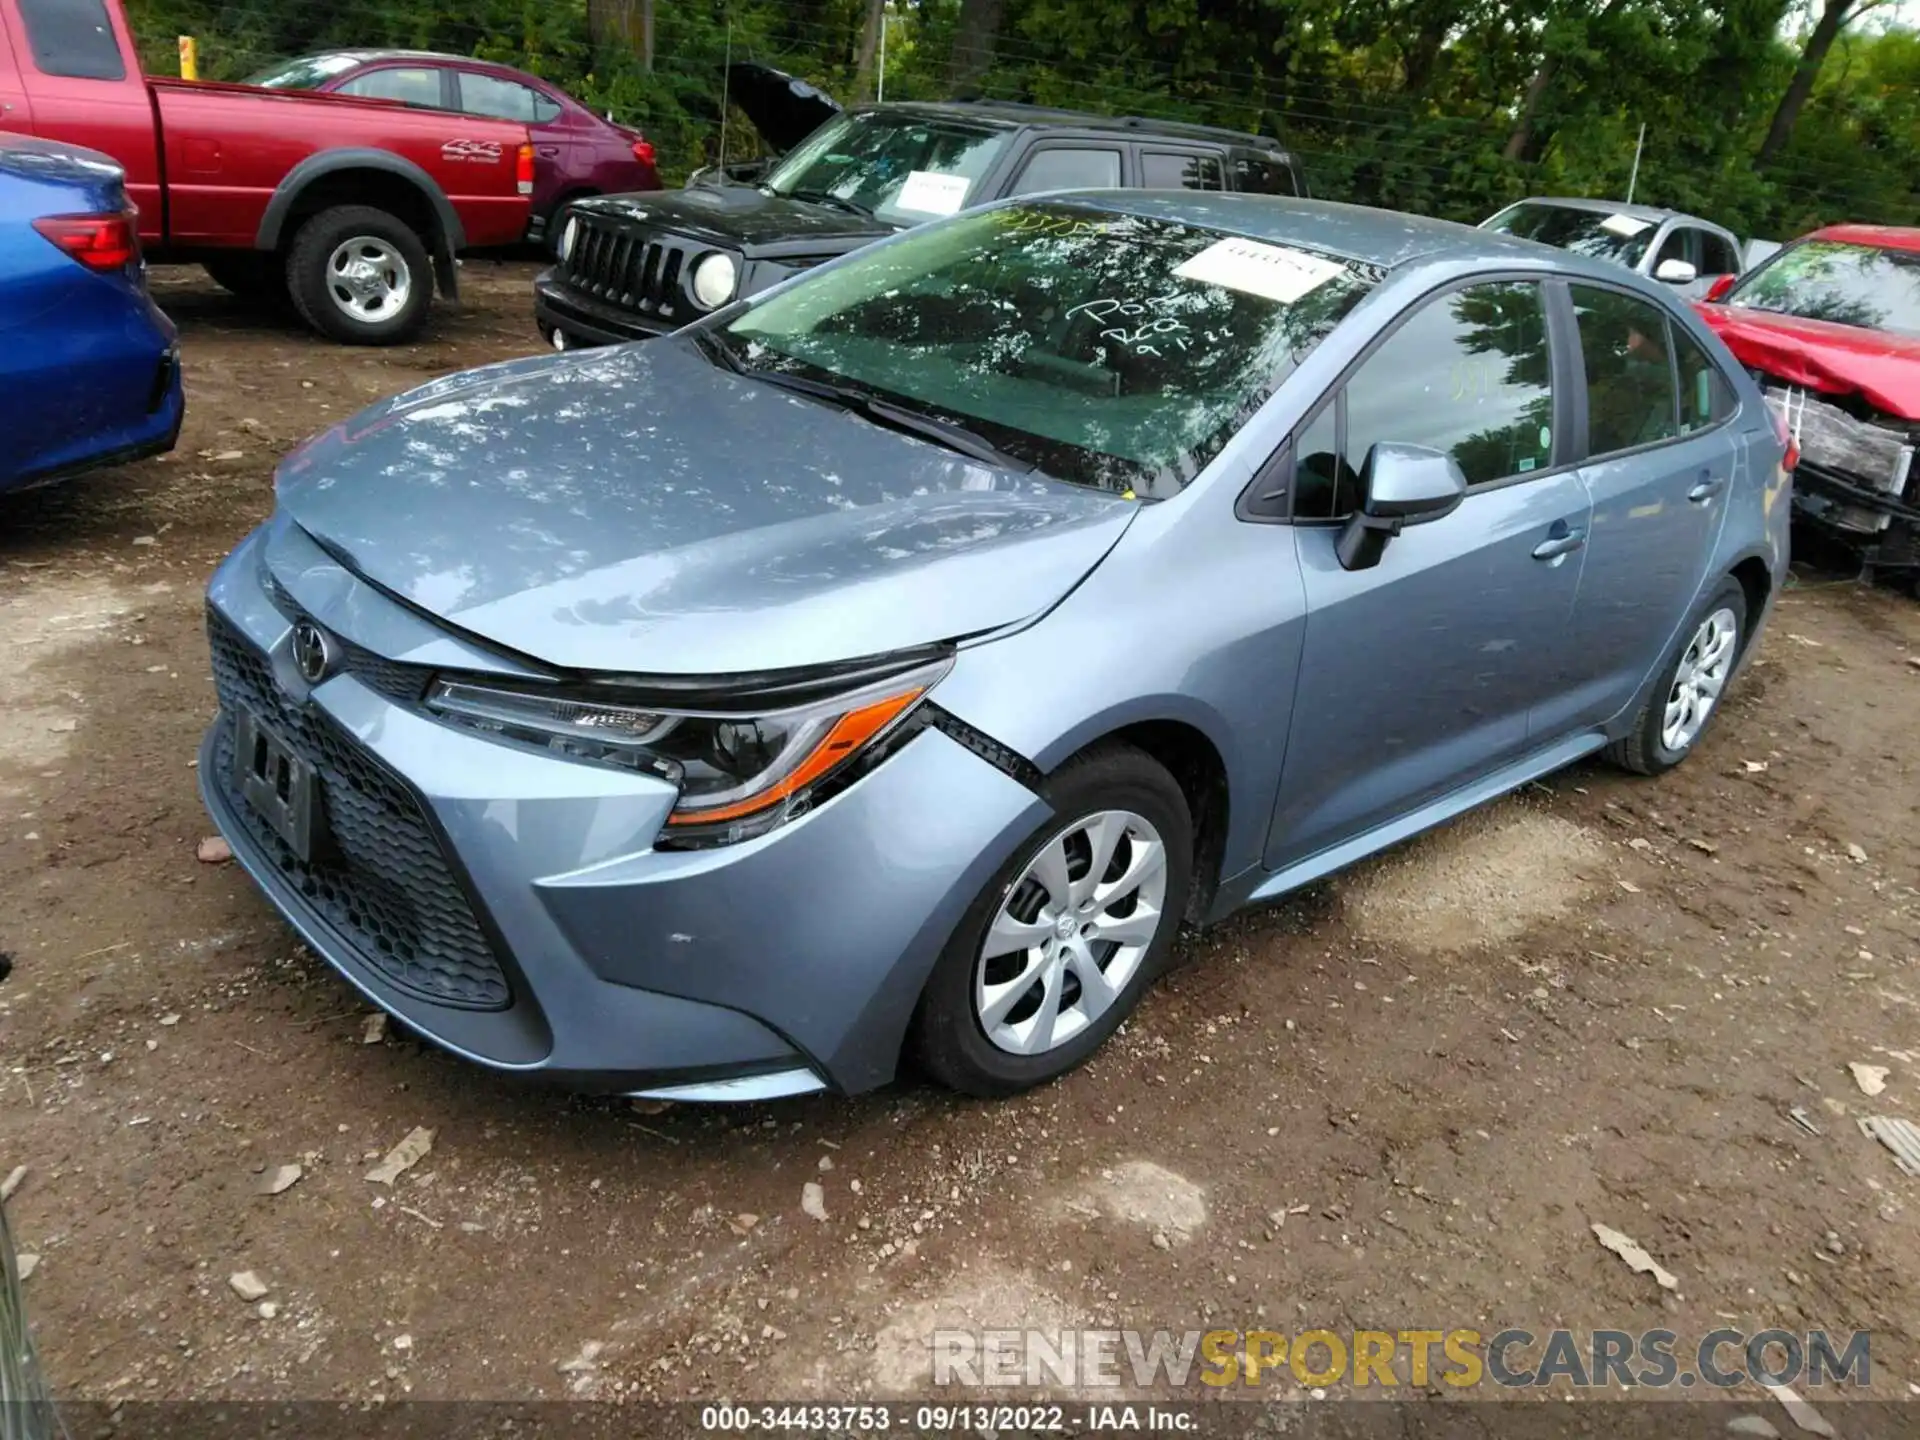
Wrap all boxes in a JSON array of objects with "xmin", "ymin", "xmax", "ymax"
[
  {"xmin": 149, "ymin": 81, "xmax": 529, "ymax": 247},
  {"xmin": 1, "ymin": 145, "xmax": 180, "ymax": 487},
  {"xmin": 1679, "ymin": 300, "xmax": 1791, "ymax": 628}
]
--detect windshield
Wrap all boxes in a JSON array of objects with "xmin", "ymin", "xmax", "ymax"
[
  {"xmin": 247, "ymin": 54, "xmax": 361, "ymax": 89},
  {"xmin": 1727, "ymin": 240, "xmax": 1920, "ymax": 339},
  {"xmin": 1484, "ymin": 202, "xmax": 1658, "ymax": 268},
  {"xmin": 761, "ymin": 111, "xmax": 1009, "ymax": 227},
  {"xmin": 719, "ymin": 202, "xmax": 1380, "ymax": 497}
]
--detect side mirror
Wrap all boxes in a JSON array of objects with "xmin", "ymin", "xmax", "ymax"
[
  {"xmin": 1703, "ymin": 273, "xmax": 1738, "ymax": 304},
  {"xmin": 1654, "ymin": 258, "xmax": 1698, "ymax": 285},
  {"xmin": 1336, "ymin": 443, "xmax": 1467, "ymax": 571}
]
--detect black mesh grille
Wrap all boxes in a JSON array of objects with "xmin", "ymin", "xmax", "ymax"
[
  {"xmin": 207, "ymin": 609, "xmax": 511, "ymax": 1010},
  {"xmin": 263, "ymin": 577, "xmax": 428, "ymax": 706},
  {"xmin": 560, "ymin": 215, "xmax": 692, "ymax": 320}
]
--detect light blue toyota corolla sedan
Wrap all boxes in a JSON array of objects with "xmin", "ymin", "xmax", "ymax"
[{"xmin": 199, "ymin": 194, "xmax": 1791, "ymax": 1101}]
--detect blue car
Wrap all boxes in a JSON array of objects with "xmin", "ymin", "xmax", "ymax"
[
  {"xmin": 1, "ymin": 135, "xmax": 183, "ymax": 495},
  {"xmin": 199, "ymin": 194, "xmax": 1790, "ymax": 1101}
]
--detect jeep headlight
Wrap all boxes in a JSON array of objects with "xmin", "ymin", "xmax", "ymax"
[
  {"xmin": 425, "ymin": 657, "xmax": 949, "ymax": 844},
  {"xmin": 690, "ymin": 251, "xmax": 739, "ymax": 310},
  {"xmin": 560, "ymin": 215, "xmax": 580, "ymax": 261}
]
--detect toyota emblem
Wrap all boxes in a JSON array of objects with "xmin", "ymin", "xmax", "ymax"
[{"xmin": 291, "ymin": 619, "xmax": 336, "ymax": 685}]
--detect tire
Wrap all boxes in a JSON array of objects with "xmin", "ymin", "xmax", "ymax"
[
  {"xmin": 202, "ymin": 254, "xmax": 291, "ymax": 307},
  {"xmin": 912, "ymin": 746, "xmax": 1193, "ymax": 1097},
  {"xmin": 284, "ymin": 206, "xmax": 433, "ymax": 346},
  {"xmin": 1606, "ymin": 579, "xmax": 1748, "ymax": 776}
]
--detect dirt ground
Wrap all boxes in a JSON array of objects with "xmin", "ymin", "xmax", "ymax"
[{"xmin": 4, "ymin": 264, "xmax": 1920, "ymax": 1421}]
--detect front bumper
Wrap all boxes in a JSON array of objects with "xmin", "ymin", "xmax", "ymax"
[
  {"xmin": 1791, "ymin": 460, "xmax": 1920, "ymax": 566},
  {"xmin": 533, "ymin": 268, "xmax": 676, "ymax": 347},
  {"xmin": 197, "ymin": 523, "xmax": 1047, "ymax": 1095}
]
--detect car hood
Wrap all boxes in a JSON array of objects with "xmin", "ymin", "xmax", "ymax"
[
  {"xmin": 1697, "ymin": 304, "xmax": 1920, "ymax": 420},
  {"xmin": 273, "ymin": 343, "xmax": 1138, "ymax": 676},
  {"xmin": 576, "ymin": 184, "xmax": 890, "ymax": 250},
  {"xmin": 725, "ymin": 60, "xmax": 842, "ymax": 154}
]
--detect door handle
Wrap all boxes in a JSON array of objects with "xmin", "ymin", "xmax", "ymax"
[
  {"xmin": 1532, "ymin": 532, "xmax": 1586, "ymax": 561},
  {"xmin": 1689, "ymin": 476, "xmax": 1728, "ymax": 504}
]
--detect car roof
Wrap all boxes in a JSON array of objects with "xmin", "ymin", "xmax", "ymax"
[
  {"xmin": 1809, "ymin": 224, "xmax": 1920, "ymax": 255},
  {"xmin": 1499, "ymin": 195, "xmax": 1718, "ymax": 228},
  {"xmin": 1043, "ymin": 192, "xmax": 1622, "ymax": 273},
  {"xmin": 293, "ymin": 49, "xmax": 562, "ymax": 91},
  {"xmin": 307, "ymin": 49, "xmax": 453, "ymax": 64},
  {"xmin": 864, "ymin": 99, "xmax": 1289, "ymax": 152},
  {"xmin": 303, "ymin": 49, "xmax": 537, "ymax": 75}
]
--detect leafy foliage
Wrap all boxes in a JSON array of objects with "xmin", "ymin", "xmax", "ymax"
[{"xmin": 125, "ymin": 0, "xmax": 1917, "ymax": 236}]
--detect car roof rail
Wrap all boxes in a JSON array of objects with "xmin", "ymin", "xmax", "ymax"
[{"xmin": 943, "ymin": 95, "xmax": 1284, "ymax": 149}]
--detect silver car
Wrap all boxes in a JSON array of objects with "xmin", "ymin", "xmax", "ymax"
[
  {"xmin": 1482, "ymin": 197, "xmax": 1745, "ymax": 300},
  {"xmin": 200, "ymin": 195, "xmax": 1791, "ymax": 1100}
]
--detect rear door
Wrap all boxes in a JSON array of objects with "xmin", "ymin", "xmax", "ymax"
[
  {"xmin": 1537, "ymin": 281, "xmax": 1739, "ymax": 734},
  {"xmin": 454, "ymin": 69, "xmax": 566, "ymax": 214},
  {"xmin": 1268, "ymin": 277, "xmax": 1593, "ymax": 868},
  {"xmin": 5, "ymin": 0, "xmax": 160, "ymax": 233}
]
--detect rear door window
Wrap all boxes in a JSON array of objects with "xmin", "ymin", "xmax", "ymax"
[
  {"xmin": 339, "ymin": 67, "xmax": 446, "ymax": 109},
  {"xmin": 1006, "ymin": 146, "xmax": 1123, "ymax": 196},
  {"xmin": 1140, "ymin": 150, "xmax": 1224, "ymax": 191},
  {"xmin": 459, "ymin": 71, "xmax": 557, "ymax": 123},
  {"xmin": 1672, "ymin": 325, "xmax": 1737, "ymax": 433},
  {"xmin": 1571, "ymin": 285, "xmax": 1683, "ymax": 456},
  {"xmin": 18, "ymin": 0, "xmax": 125, "ymax": 80}
]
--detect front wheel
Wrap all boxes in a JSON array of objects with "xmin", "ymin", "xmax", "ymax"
[
  {"xmin": 912, "ymin": 746, "xmax": 1192, "ymax": 1097},
  {"xmin": 285, "ymin": 206, "xmax": 433, "ymax": 346},
  {"xmin": 1607, "ymin": 579, "xmax": 1748, "ymax": 775}
]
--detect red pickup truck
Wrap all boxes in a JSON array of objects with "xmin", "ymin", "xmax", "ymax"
[{"xmin": 0, "ymin": 0, "xmax": 532, "ymax": 343}]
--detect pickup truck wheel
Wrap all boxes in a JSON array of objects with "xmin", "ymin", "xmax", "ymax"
[
  {"xmin": 203, "ymin": 255, "xmax": 290, "ymax": 308},
  {"xmin": 286, "ymin": 207, "xmax": 432, "ymax": 346}
]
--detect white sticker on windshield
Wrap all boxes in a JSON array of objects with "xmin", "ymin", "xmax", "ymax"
[
  {"xmin": 1599, "ymin": 213, "xmax": 1653, "ymax": 238},
  {"xmin": 1172, "ymin": 238, "xmax": 1347, "ymax": 304},
  {"xmin": 895, "ymin": 171, "xmax": 970, "ymax": 216}
]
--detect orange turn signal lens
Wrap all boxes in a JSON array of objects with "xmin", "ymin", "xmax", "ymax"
[{"xmin": 664, "ymin": 685, "xmax": 926, "ymax": 827}]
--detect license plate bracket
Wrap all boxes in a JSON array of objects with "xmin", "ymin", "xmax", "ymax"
[{"xmin": 232, "ymin": 708, "xmax": 321, "ymax": 863}]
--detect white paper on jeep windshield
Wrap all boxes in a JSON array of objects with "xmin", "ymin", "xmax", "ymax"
[
  {"xmin": 895, "ymin": 171, "xmax": 970, "ymax": 216},
  {"xmin": 1172, "ymin": 238, "xmax": 1348, "ymax": 304}
]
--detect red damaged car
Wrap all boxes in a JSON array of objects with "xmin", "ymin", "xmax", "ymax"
[{"xmin": 1696, "ymin": 225, "xmax": 1920, "ymax": 587}]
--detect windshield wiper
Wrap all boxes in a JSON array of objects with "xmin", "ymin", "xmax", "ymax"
[
  {"xmin": 853, "ymin": 394, "xmax": 1037, "ymax": 474},
  {"xmin": 691, "ymin": 339, "xmax": 1033, "ymax": 473},
  {"xmin": 784, "ymin": 188, "xmax": 876, "ymax": 219}
]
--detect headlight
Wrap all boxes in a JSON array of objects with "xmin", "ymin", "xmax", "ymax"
[
  {"xmin": 690, "ymin": 251, "xmax": 738, "ymax": 310},
  {"xmin": 425, "ymin": 657, "xmax": 949, "ymax": 843},
  {"xmin": 560, "ymin": 215, "xmax": 580, "ymax": 261}
]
